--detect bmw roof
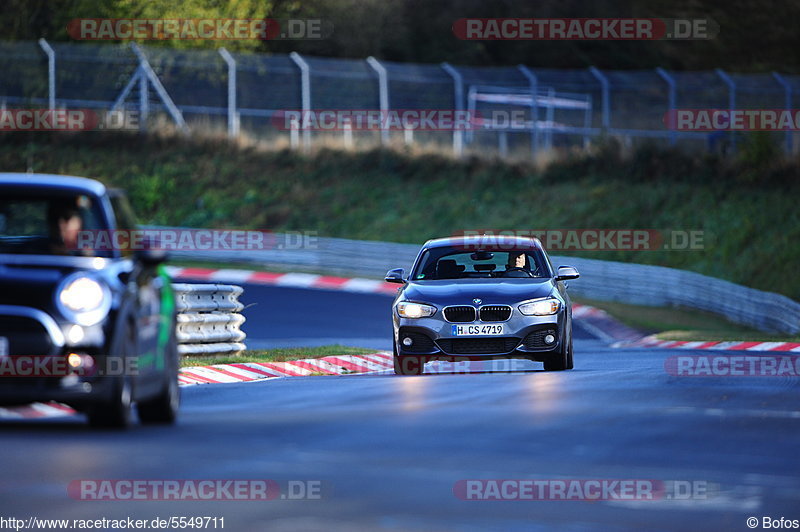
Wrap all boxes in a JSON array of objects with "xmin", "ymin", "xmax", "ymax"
[{"xmin": 422, "ymin": 234, "xmax": 544, "ymax": 250}]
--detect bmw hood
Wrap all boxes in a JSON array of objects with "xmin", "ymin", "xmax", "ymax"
[{"xmin": 401, "ymin": 279, "xmax": 556, "ymax": 306}]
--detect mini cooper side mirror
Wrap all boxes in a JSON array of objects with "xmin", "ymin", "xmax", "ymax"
[
  {"xmin": 556, "ymin": 265, "xmax": 580, "ymax": 281},
  {"xmin": 384, "ymin": 268, "xmax": 406, "ymax": 284},
  {"xmin": 136, "ymin": 247, "xmax": 168, "ymax": 265},
  {"xmin": 135, "ymin": 237, "xmax": 169, "ymax": 265}
]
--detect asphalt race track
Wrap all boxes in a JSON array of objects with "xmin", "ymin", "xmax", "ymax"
[
  {"xmin": 1, "ymin": 282, "xmax": 799, "ymax": 531},
  {"xmin": 239, "ymin": 283, "xmax": 396, "ymax": 350}
]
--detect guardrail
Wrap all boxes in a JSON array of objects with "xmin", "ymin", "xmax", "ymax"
[
  {"xmin": 553, "ymin": 257, "xmax": 800, "ymax": 335},
  {"xmin": 172, "ymin": 283, "xmax": 246, "ymax": 356},
  {"xmin": 160, "ymin": 230, "xmax": 800, "ymax": 335}
]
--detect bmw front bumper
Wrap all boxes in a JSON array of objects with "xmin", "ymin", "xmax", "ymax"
[{"xmin": 393, "ymin": 309, "xmax": 567, "ymax": 362}]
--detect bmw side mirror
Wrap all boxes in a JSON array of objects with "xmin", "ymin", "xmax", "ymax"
[
  {"xmin": 384, "ymin": 268, "xmax": 406, "ymax": 284},
  {"xmin": 556, "ymin": 265, "xmax": 580, "ymax": 281}
]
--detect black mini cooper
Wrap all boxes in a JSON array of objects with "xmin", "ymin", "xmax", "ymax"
[
  {"xmin": 386, "ymin": 235, "xmax": 579, "ymax": 375},
  {"xmin": 0, "ymin": 173, "xmax": 179, "ymax": 427}
]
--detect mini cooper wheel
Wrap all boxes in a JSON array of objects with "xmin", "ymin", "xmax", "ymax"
[
  {"xmin": 137, "ymin": 373, "xmax": 179, "ymax": 424},
  {"xmin": 87, "ymin": 373, "xmax": 133, "ymax": 428},
  {"xmin": 138, "ymin": 331, "xmax": 180, "ymax": 424},
  {"xmin": 88, "ymin": 324, "xmax": 135, "ymax": 428}
]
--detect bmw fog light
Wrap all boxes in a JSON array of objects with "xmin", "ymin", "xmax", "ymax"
[
  {"xmin": 544, "ymin": 334, "xmax": 556, "ymax": 344},
  {"xmin": 402, "ymin": 337, "xmax": 413, "ymax": 347}
]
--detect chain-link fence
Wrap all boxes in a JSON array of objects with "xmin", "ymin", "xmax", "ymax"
[{"xmin": 1, "ymin": 39, "xmax": 798, "ymax": 157}]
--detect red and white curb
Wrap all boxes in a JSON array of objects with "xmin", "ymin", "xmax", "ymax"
[
  {"xmin": 0, "ymin": 402, "xmax": 75, "ymax": 420},
  {"xmin": 0, "ymin": 353, "xmax": 392, "ymax": 419},
  {"xmin": 570, "ymin": 303, "xmax": 606, "ymax": 319},
  {"xmin": 167, "ymin": 266, "xmax": 399, "ymax": 295},
  {"xmin": 178, "ymin": 352, "xmax": 392, "ymax": 385},
  {"xmin": 617, "ymin": 335, "xmax": 800, "ymax": 352}
]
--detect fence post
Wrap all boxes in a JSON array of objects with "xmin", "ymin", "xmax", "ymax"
[
  {"xmin": 772, "ymin": 72, "xmax": 793, "ymax": 154},
  {"xmin": 715, "ymin": 68, "xmax": 737, "ymax": 152},
  {"xmin": 517, "ymin": 65, "xmax": 539, "ymax": 156},
  {"xmin": 290, "ymin": 52, "xmax": 311, "ymax": 152},
  {"xmin": 343, "ymin": 118, "xmax": 353, "ymax": 149},
  {"xmin": 441, "ymin": 62, "xmax": 464, "ymax": 158},
  {"xmin": 38, "ymin": 38, "xmax": 56, "ymax": 110},
  {"xmin": 366, "ymin": 56, "xmax": 389, "ymax": 146},
  {"xmin": 498, "ymin": 131, "xmax": 508, "ymax": 157},
  {"xmin": 582, "ymin": 93, "xmax": 592, "ymax": 148},
  {"xmin": 545, "ymin": 87, "xmax": 556, "ymax": 149},
  {"xmin": 218, "ymin": 48, "xmax": 239, "ymax": 139},
  {"xmin": 130, "ymin": 43, "xmax": 188, "ymax": 133},
  {"xmin": 404, "ymin": 125, "xmax": 413, "ymax": 146},
  {"xmin": 138, "ymin": 61, "xmax": 148, "ymax": 133},
  {"xmin": 656, "ymin": 67, "xmax": 677, "ymax": 145},
  {"xmin": 589, "ymin": 66, "xmax": 610, "ymax": 131},
  {"xmin": 466, "ymin": 84, "xmax": 476, "ymax": 144}
]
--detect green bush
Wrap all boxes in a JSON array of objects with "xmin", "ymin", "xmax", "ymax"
[{"xmin": 0, "ymin": 132, "xmax": 797, "ymax": 300}]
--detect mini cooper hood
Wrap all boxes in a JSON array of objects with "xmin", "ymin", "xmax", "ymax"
[
  {"xmin": 0, "ymin": 255, "xmax": 126, "ymax": 312},
  {"xmin": 0, "ymin": 261, "xmax": 78, "ymax": 311},
  {"xmin": 402, "ymin": 278, "xmax": 556, "ymax": 306}
]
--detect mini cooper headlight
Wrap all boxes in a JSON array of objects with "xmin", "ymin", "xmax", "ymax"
[
  {"xmin": 396, "ymin": 302, "xmax": 437, "ymax": 319},
  {"xmin": 518, "ymin": 297, "xmax": 561, "ymax": 316},
  {"xmin": 56, "ymin": 274, "xmax": 111, "ymax": 326}
]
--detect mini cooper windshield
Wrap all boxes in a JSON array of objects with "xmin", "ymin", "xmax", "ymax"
[{"xmin": 0, "ymin": 193, "xmax": 111, "ymax": 257}]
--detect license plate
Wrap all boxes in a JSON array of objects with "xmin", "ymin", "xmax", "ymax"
[
  {"xmin": 0, "ymin": 336, "xmax": 7, "ymax": 358},
  {"xmin": 452, "ymin": 324, "xmax": 504, "ymax": 336}
]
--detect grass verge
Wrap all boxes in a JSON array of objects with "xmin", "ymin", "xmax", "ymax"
[
  {"xmin": 577, "ymin": 297, "xmax": 800, "ymax": 343},
  {"xmin": 2, "ymin": 132, "xmax": 798, "ymax": 301},
  {"xmin": 180, "ymin": 345, "xmax": 377, "ymax": 368}
]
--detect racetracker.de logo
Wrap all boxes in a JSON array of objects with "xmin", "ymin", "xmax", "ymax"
[
  {"xmin": 272, "ymin": 110, "xmax": 487, "ymax": 131},
  {"xmin": 452, "ymin": 18, "xmax": 718, "ymax": 40},
  {"xmin": 665, "ymin": 355, "xmax": 800, "ymax": 377},
  {"xmin": 67, "ymin": 479, "xmax": 325, "ymax": 500},
  {"xmin": 72, "ymin": 230, "xmax": 318, "ymax": 252},
  {"xmin": 67, "ymin": 18, "xmax": 332, "ymax": 41},
  {"xmin": 0, "ymin": 355, "xmax": 137, "ymax": 378},
  {"xmin": 68, "ymin": 480, "xmax": 279, "ymax": 500},
  {"xmin": 453, "ymin": 479, "xmax": 710, "ymax": 501},
  {"xmin": 0, "ymin": 109, "xmax": 138, "ymax": 132},
  {"xmin": 664, "ymin": 109, "xmax": 800, "ymax": 131},
  {"xmin": 451, "ymin": 230, "xmax": 704, "ymax": 251}
]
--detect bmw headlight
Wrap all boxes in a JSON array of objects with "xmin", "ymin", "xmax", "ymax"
[
  {"xmin": 518, "ymin": 297, "xmax": 561, "ymax": 316},
  {"xmin": 396, "ymin": 301, "xmax": 437, "ymax": 319},
  {"xmin": 56, "ymin": 274, "xmax": 111, "ymax": 326}
]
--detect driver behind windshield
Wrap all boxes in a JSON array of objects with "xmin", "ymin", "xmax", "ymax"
[
  {"xmin": 506, "ymin": 251, "xmax": 529, "ymax": 270},
  {"xmin": 48, "ymin": 199, "xmax": 86, "ymax": 256}
]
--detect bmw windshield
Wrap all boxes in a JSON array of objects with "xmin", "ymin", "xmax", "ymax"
[{"xmin": 411, "ymin": 247, "xmax": 552, "ymax": 280}]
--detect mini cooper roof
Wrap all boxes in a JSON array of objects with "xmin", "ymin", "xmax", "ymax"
[{"xmin": 0, "ymin": 173, "xmax": 107, "ymax": 197}]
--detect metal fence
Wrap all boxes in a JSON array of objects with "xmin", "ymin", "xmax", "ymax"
[
  {"xmin": 1, "ymin": 39, "xmax": 798, "ymax": 157},
  {"xmin": 159, "ymin": 230, "xmax": 800, "ymax": 335}
]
